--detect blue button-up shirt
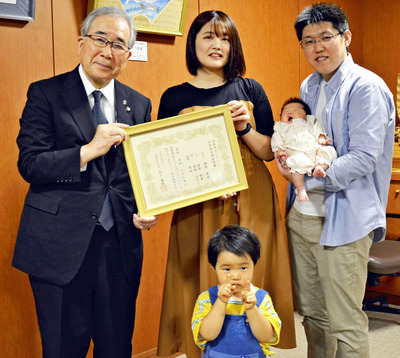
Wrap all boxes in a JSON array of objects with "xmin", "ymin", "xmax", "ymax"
[{"xmin": 287, "ymin": 54, "xmax": 395, "ymax": 246}]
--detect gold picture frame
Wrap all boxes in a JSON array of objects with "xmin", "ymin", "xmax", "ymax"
[
  {"xmin": 88, "ymin": 0, "xmax": 189, "ymax": 36},
  {"xmin": 122, "ymin": 105, "xmax": 248, "ymax": 217}
]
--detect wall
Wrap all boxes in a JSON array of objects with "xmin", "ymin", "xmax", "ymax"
[
  {"xmin": 362, "ymin": 0, "xmax": 400, "ymax": 304},
  {"xmin": 0, "ymin": 1, "xmax": 53, "ymax": 356},
  {"xmin": 0, "ymin": 0, "xmax": 398, "ymax": 357},
  {"xmin": 363, "ymin": 0, "xmax": 400, "ymax": 102}
]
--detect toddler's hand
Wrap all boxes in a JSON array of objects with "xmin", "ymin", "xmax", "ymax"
[
  {"xmin": 242, "ymin": 280, "xmax": 257, "ymax": 310},
  {"xmin": 217, "ymin": 274, "xmax": 236, "ymax": 304}
]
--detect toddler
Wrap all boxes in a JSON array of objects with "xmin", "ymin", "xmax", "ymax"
[{"xmin": 191, "ymin": 225, "xmax": 281, "ymax": 357}]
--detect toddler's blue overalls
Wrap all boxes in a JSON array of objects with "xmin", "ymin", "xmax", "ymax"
[{"xmin": 202, "ymin": 285, "xmax": 268, "ymax": 358}]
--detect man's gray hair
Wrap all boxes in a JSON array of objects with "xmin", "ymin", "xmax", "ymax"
[{"xmin": 81, "ymin": 6, "xmax": 136, "ymax": 49}]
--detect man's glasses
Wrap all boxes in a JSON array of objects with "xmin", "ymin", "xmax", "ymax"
[
  {"xmin": 85, "ymin": 34, "xmax": 130, "ymax": 54},
  {"xmin": 300, "ymin": 32, "xmax": 342, "ymax": 49}
]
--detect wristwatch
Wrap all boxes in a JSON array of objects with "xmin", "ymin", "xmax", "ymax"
[{"xmin": 236, "ymin": 122, "xmax": 252, "ymax": 136}]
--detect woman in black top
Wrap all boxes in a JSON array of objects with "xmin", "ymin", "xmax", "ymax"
[{"xmin": 157, "ymin": 10, "xmax": 295, "ymax": 357}]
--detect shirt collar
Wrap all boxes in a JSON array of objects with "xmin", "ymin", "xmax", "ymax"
[
  {"xmin": 325, "ymin": 54, "xmax": 354, "ymax": 93},
  {"xmin": 78, "ymin": 64, "xmax": 115, "ymax": 107}
]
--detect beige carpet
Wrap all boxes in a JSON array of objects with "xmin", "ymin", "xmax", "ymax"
[
  {"xmin": 165, "ymin": 308, "xmax": 400, "ymax": 358},
  {"xmin": 272, "ymin": 309, "xmax": 400, "ymax": 357}
]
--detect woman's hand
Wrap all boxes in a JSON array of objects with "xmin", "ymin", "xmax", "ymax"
[
  {"xmin": 227, "ymin": 100, "xmax": 274, "ymax": 161},
  {"xmin": 228, "ymin": 100, "xmax": 250, "ymax": 131},
  {"xmin": 220, "ymin": 192, "xmax": 237, "ymax": 200}
]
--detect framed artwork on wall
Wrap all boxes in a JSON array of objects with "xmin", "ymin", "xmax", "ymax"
[
  {"xmin": 88, "ymin": 0, "xmax": 189, "ymax": 36},
  {"xmin": 122, "ymin": 105, "xmax": 249, "ymax": 217},
  {"xmin": 0, "ymin": 0, "xmax": 35, "ymax": 21}
]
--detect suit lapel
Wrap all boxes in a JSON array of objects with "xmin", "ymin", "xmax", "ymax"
[
  {"xmin": 109, "ymin": 82, "xmax": 136, "ymax": 179},
  {"xmin": 115, "ymin": 81, "xmax": 136, "ymax": 126},
  {"xmin": 63, "ymin": 67, "xmax": 97, "ymax": 144},
  {"xmin": 63, "ymin": 67, "xmax": 107, "ymax": 178}
]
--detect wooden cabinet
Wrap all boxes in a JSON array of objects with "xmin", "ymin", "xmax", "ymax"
[
  {"xmin": 366, "ymin": 144, "xmax": 400, "ymax": 304},
  {"xmin": 388, "ymin": 171, "xmax": 400, "ymax": 217},
  {"xmin": 386, "ymin": 143, "xmax": 400, "ymax": 241},
  {"xmin": 389, "ymin": 142, "xmax": 400, "ymax": 217},
  {"xmin": 386, "ymin": 170, "xmax": 400, "ymax": 245}
]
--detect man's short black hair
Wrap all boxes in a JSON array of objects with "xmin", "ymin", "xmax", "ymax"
[
  {"xmin": 281, "ymin": 97, "xmax": 311, "ymax": 116},
  {"xmin": 294, "ymin": 2, "xmax": 349, "ymax": 41},
  {"xmin": 208, "ymin": 225, "xmax": 260, "ymax": 268}
]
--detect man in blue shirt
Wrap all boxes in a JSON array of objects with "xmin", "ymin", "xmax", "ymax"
[{"xmin": 277, "ymin": 3, "xmax": 395, "ymax": 357}]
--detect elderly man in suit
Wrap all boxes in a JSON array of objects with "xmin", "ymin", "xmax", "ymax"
[{"xmin": 13, "ymin": 7, "xmax": 158, "ymax": 358}]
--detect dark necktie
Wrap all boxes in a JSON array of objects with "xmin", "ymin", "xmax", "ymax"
[
  {"xmin": 91, "ymin": 90, "xmax": 114, "ymax": 231},
  {"xmin": 92, "ymin": 90, "xmax": 108, "ymax": 125}
]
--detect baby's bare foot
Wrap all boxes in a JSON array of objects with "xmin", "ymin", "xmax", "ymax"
[
  {"xmin": 313, "ymin": 165, "xmax": 326, "ymax": 178},
  {"xmin": 298, "ymin": 188, "xmax": 309, "ymax": 202}
]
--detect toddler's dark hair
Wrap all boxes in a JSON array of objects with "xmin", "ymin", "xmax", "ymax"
[{"xmin": 208, "ymin": 225, "xmax": 261, "ymax": 268}]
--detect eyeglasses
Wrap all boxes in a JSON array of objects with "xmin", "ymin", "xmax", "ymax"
[
  {"xmin": 85, "ymin": 34, "xmax": 130, "ymax": 54},
  {"xmin": 300, "ymin": 32, "xmax": 342, "ymax": 49}
]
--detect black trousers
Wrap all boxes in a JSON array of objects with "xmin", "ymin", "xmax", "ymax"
[{"xmin": 30, "ymin": 225, "xmax": 138, "ymax": 358}]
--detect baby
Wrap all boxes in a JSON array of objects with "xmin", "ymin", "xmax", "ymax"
[{"xmin": 271, "ymin": 97, "xmax": 337, "ymax": 201}]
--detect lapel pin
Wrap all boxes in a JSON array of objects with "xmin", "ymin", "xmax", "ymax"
[
  {"xmin": 126, "ymin": 106, "xmax": 131, "ymax": 112},
  {"xmin": 122, "ymin": 100, "xmax": 127, "ymax": 105}
]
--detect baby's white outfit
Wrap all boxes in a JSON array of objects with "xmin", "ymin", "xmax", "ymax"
[{"xmin": 271, "ymin": 115, "xmax": 337, "ymax": 175}]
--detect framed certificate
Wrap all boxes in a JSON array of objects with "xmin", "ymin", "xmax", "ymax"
[{"xmin": 122, "ymin": 105, "xmax": 248, "ymax": 216}]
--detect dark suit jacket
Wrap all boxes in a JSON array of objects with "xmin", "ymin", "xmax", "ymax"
[{"xmin": 13, "ymin": 67, "xmax": 151, "ymax": 286}]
